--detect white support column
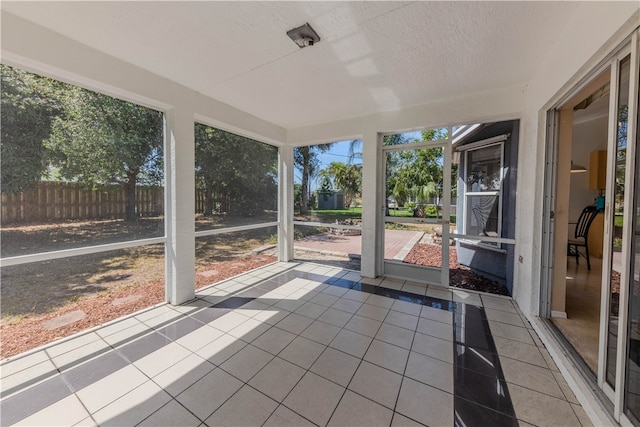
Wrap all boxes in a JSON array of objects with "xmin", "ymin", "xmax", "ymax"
[
  {"xmin": 165, "ymin": 107, "xmax": 195, "ymax": 305},
  {"xmin": 361, "ymin": 126, "xmax": 381, "ymax": 278},
  {"xmin": 441, "ymin": 127, "xmax": 453, "ymax": 287},
  {"xmin": 278, "ymin": 145, "xmax": 294, "ymax": 261}
]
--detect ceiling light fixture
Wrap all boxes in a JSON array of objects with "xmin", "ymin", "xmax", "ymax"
[{"xmin": 287, "ymin": 23, "xmax": 320, "ymax": 49}]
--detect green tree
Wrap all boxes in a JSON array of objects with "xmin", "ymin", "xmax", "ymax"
[
  {"xmin": 294, "ymin": 144, "xmax": 333, "ymax": 214},
  {"xmin": 391, "ymin": 180, "xmax": 409, "ymax": 208},
  {"xmin": 294, "ymin": 183, "xmax": 303, "ymax": 213},
  {"xmin": 383, "ymin": 133, "xmax": 409, "ymax": 214},
  {"xmin": 388, "ymin": 148, "xmax": 440, "ymax": 216},
  {"xmin": 323, "ymin": 161, "xmax": 362, "ymax": 209},
  {"xmin": 47, "ymin": 86, "xmax": 163, "ymax": 221},
  {"xmin": 195, "ymin": 123, "xmax": 277, "ymax": 216},
  {"xmin": 382, "ymin": 133, "xmax": 406, "ymax": 147},
  {"xmin": 384, "ymin": 129, "xmax": 457, "ymax": 218},
  {"xmin": 1, "ymin": 65, "xmax": 62, "ymax": 193},
  {"xmin": 318, "ymin": 175, "xmax": 332, "ymax": 193},
  {"xmin": 347, "ymin": 139, "xmax": 363, "ymax": 164}
]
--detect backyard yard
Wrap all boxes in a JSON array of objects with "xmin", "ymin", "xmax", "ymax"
[
  {"xmin": 1, "ymin": 208, "xmax": 505, "ymax": 359},
  {"xmin": 0, "ymin": 216, "xmax": 277, "ymax": 358}
]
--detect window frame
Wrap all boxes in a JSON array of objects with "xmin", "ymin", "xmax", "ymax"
[
  {"xmin": 461, "ymin": 140, "xmax": 505, "ymax": 249},
  {"xmin": 0, "ymin": 66, "xmax": 168, "ymax": 267}
]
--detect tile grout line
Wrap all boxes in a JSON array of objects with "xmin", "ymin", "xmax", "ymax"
[
  {"xmin": 1, "ymin": 265, "xmax": 509, "ymax": 426},
  {"xmin": 390, "ymin": 303, "xmax": 421, "ymax": 424},
  {"xmin": 321, "ymin": 303, "xmax": 387, "ymax": 425},
  {"xmin": 0, "ymin": 268, "xmax": 404, "ymax": 424},
  {"xmin": 452, "ymin": 302, "xmax": 519, "ymax": 424}
]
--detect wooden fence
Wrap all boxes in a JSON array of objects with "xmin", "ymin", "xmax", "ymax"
[
  {"xmin": 1, "ymin": 181, "xmax": 164, "ymax": 224},
  {"xmin": 195, "ymin": 190, "xmax": 214, "ymax": 215}
]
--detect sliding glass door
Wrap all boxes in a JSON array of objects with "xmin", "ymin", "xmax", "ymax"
[
  {"xmin": 622, "ymin": 33, "xmax": 640, "ymax": 426},
  {"xmin": 597, "ymin": 31, "xmax": 640, "ymax": 425},
  {"xmin": 603, "ymin": 53, "xmax": 631, "ymax": 392},
  {"xmin": 544, "ymin": 29, "xmax": 640, "ymax": 425},
  {"xmin": 625, "ymin": 116, "xmax": 640, "ymax": 423}
]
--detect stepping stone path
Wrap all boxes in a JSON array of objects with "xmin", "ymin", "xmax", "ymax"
[
  {"xmin": 199, "ymin": 270, "xmax": 219, "ymax": 277},
  {"xmin": 42, "ymin": 310, "xmax": 85, "ymax": 330},
  {"xmin": 112, "ymin": 294, "xmax": 142, "ymax": 307}
]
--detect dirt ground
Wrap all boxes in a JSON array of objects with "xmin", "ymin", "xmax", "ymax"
[
  {"xmin": 0, "ymin": 217, "xmax": 508, "ymax": 359},
  {"xmin": 1, "ymin": 254, "xmax": 275, "ymax": 359},
  {"xmin": 1, "ymin": 219, "xmax": 276, "ymax": 319},
  {"xmin": 0, "ymin": 217, "xmax": 278, "ymax": 358}
]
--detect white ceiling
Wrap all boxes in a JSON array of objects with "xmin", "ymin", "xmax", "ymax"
[{"xmin": 3, "ymin": 1, "xmax": 587, "ymax": 129}]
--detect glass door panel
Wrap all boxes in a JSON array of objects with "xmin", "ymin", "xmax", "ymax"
[
  {"xmin": 625, "ymin": 168, "xmax": 640, "ymax": 423},
  {"xmin": 382, "ymin": 130, "xmax": 450, "ymax": 285},
  {"xmin": 384, "ymin": 146, "xmax": 445, "ymax": 268},
  {"xmin": 605, "ymin": 55, "xmax": 631, "ymax": 388},
  {"xmin": 624, "ymin": 38, "xmax": 640, "ymax": 423}
]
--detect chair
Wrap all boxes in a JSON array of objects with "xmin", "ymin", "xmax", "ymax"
[{"xmin": 567, "ymin": 205, "xmax": 601, "ymax": 270}]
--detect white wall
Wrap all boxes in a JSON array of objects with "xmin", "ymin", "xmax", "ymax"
[
  {"xmin": 287, "ymin": 85, "xmax": 526, "ymax": 146},
  {"xmin": 570, "ymin": 114, "xmax": 608, "ymax": 221},
  {"xmin": 517, "ymin": 3, "xmax": 639, "ymax": 315}
]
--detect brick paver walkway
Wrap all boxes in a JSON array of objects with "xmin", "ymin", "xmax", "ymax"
[{"xmin": 294, "ymin": 230, "xmax": 423, "ymax": 260}]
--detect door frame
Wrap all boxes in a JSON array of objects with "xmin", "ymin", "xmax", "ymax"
[
  {"xmin": 541, "ymin": 29, "xmax": 640, "ymax": 425},
  {"xmin": 379, "ymin": 131, "xmax": 452, "ymax": 287},
  {"xmin": 609, "ymin": 31, "xmax": 639, "ymax": 425}
]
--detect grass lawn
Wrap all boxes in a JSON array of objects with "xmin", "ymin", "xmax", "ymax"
[
  {"xmin": 309, "ymin": 207, "xmax": 363, "ymax": 217},
  {"xmin": 299, "ymin": 207, "xmax": 413, "ymax": 219},
  {"xmin": 299, "ymin": 208, "xmax": 454, "ymax": 223},
  {"xmin": 614, "ymin": 215, "xmax": 623, "ymax": 228}
]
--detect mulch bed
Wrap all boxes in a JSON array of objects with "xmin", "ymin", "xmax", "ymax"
[
  {"xmin": 404, "ymin": 243, "xmax": 511, "ymax": 296},
  {"xmin": 0, "ymin": 254, "xmax": 275, "ymax": 359}
]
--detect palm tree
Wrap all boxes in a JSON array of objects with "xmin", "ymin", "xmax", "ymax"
[
  {"xmin": 324, "ymin": 161, "xmax": 362, "ymax": 210},
  {"xmin": 347, "ymin": 139, "xmax": 362, "ymax": 164},
  {"xmin": 294, "ymin": 144, "xmax": 333, "ymax": 214}
]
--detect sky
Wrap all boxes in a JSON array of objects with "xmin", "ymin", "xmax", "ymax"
[
  {"xmin": 294, "ymin": 140, "xmax": 360, "ymax": 191},
  {"xmin": 296, "ymin": 131, "xmax": 428, "ymax": 191},
  {"xmin": 317, "ymin": 140, "xmax": 357, "ymax": 170}
]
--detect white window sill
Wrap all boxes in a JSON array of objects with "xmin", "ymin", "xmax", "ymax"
[{"xmin": 459, "ymin": 239, "xmax": 507, "ymax": 254}]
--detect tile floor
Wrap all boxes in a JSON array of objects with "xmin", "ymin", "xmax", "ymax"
[
  {"xmin": 1, "ymin": 261, "xmax": 593, "ymax": 426},
  {"xmin": 552, "ymin": 257, "xmax": 602, "ymax": 374}
]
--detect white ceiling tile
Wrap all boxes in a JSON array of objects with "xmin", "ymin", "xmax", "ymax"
[{"xmin": 2, "ymin": 1, "xmax": 586, "ymax": 128}]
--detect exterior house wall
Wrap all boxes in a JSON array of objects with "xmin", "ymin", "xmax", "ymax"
[{"xmin": 455, "ymin": 120, "xmax": 519, "ymax": 294}]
